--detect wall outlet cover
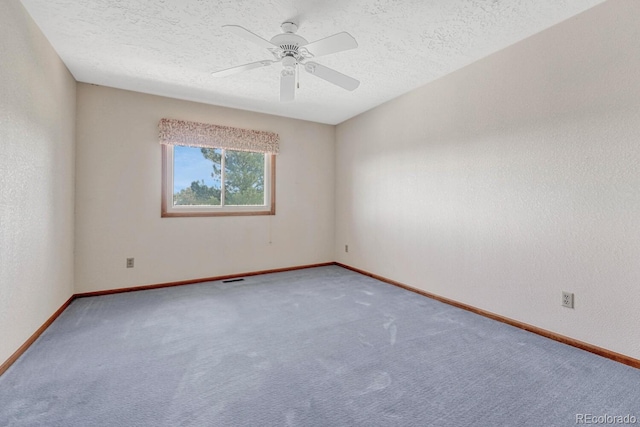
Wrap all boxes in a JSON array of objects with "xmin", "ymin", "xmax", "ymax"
[{"xmin": 562, "ymin": 291, "xmax": 574, "ymax": 309}]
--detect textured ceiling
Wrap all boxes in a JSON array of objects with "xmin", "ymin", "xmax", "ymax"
[{"xmin": 20, "ymin": 0, "xmax": 605, "ymax": 124}]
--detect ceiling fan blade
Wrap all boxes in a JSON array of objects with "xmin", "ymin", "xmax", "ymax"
[
  {"xmin": 302, "ymin": 32, "xmax": 358, "ymax": 58},
  {"xmin": 280, "ymin": 70, "xmax": 295, "ymax": 102},
  {"xmin": 223, "ymin": 25, "xmax": 277, "ymax": 50},
  {"xmin": 211, "ymin": 60, "xmax": 275, "ymax": 77},
  {"xmin": 304, "ymin": 62, "xmax": 360, "ymax": 91}
]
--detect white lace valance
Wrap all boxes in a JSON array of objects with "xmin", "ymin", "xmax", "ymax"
[{"xmin": 158, "ymin": 118, "xmax": 279, "ymax": 154}]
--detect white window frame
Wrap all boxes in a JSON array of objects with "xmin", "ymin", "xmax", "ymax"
[{"xmin": 161, "ymin": 145, "xmax": 276, "ymax": 217}]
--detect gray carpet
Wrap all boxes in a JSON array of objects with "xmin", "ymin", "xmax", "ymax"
[{"xmin": 1, "ymin": 266, "xmax": 639, "ymax": 426}]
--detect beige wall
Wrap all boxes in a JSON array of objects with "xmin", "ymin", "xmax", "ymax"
[
  {"xmin": 0, "ymin": 1, "xmax": 76, "ymax": 363},
  {"xmin": 75, "ymin": 84, "xmax": 335, "ymax": 293},
  {"xmin": 335, "ymin": 0, "xmax": 640, "ymax": 359}
]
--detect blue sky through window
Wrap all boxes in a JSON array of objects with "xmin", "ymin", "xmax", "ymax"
[{"xmin": 173, "ymin": 146, "xmax": 220, "ymax": 193}]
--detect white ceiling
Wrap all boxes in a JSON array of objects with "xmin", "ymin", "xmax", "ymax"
[{"xmin": 20, "ymin": 0, "xmax": 605, "ymax": 125}]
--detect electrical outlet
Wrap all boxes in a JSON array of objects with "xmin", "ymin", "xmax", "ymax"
[
  {"xmin": 562, "ymin": 291, "xmax": 574, "ymax": 308},
  {"xmin": 345, "ymin": 244, "xmax": 349, "ymax": 253},
  {"xmin": 126, "ymin": 258, "xmax": 134, "ymax": 268}
]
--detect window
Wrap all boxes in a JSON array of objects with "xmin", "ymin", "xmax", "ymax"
[{"xmin": 159, "ymin": 118, "xmax": 278, "ymax": 217}]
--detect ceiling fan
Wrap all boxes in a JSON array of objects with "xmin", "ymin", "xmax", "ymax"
[{"xmin": 212, "ymin": 22, "xmax": 360, "ymax": 102}]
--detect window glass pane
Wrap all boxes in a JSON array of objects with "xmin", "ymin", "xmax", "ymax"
[
  {"xmin": 224, "ymin": 150, "xmax": 265, "ymax": 206},
  {"xmin": 173, "ymin": 146, "xmax": 222, "ymax": 206}
]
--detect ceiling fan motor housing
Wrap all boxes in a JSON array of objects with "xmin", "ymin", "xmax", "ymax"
[{"xmin": 270, "ymin": 33, "xmax": 309, "ymax": 61}]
